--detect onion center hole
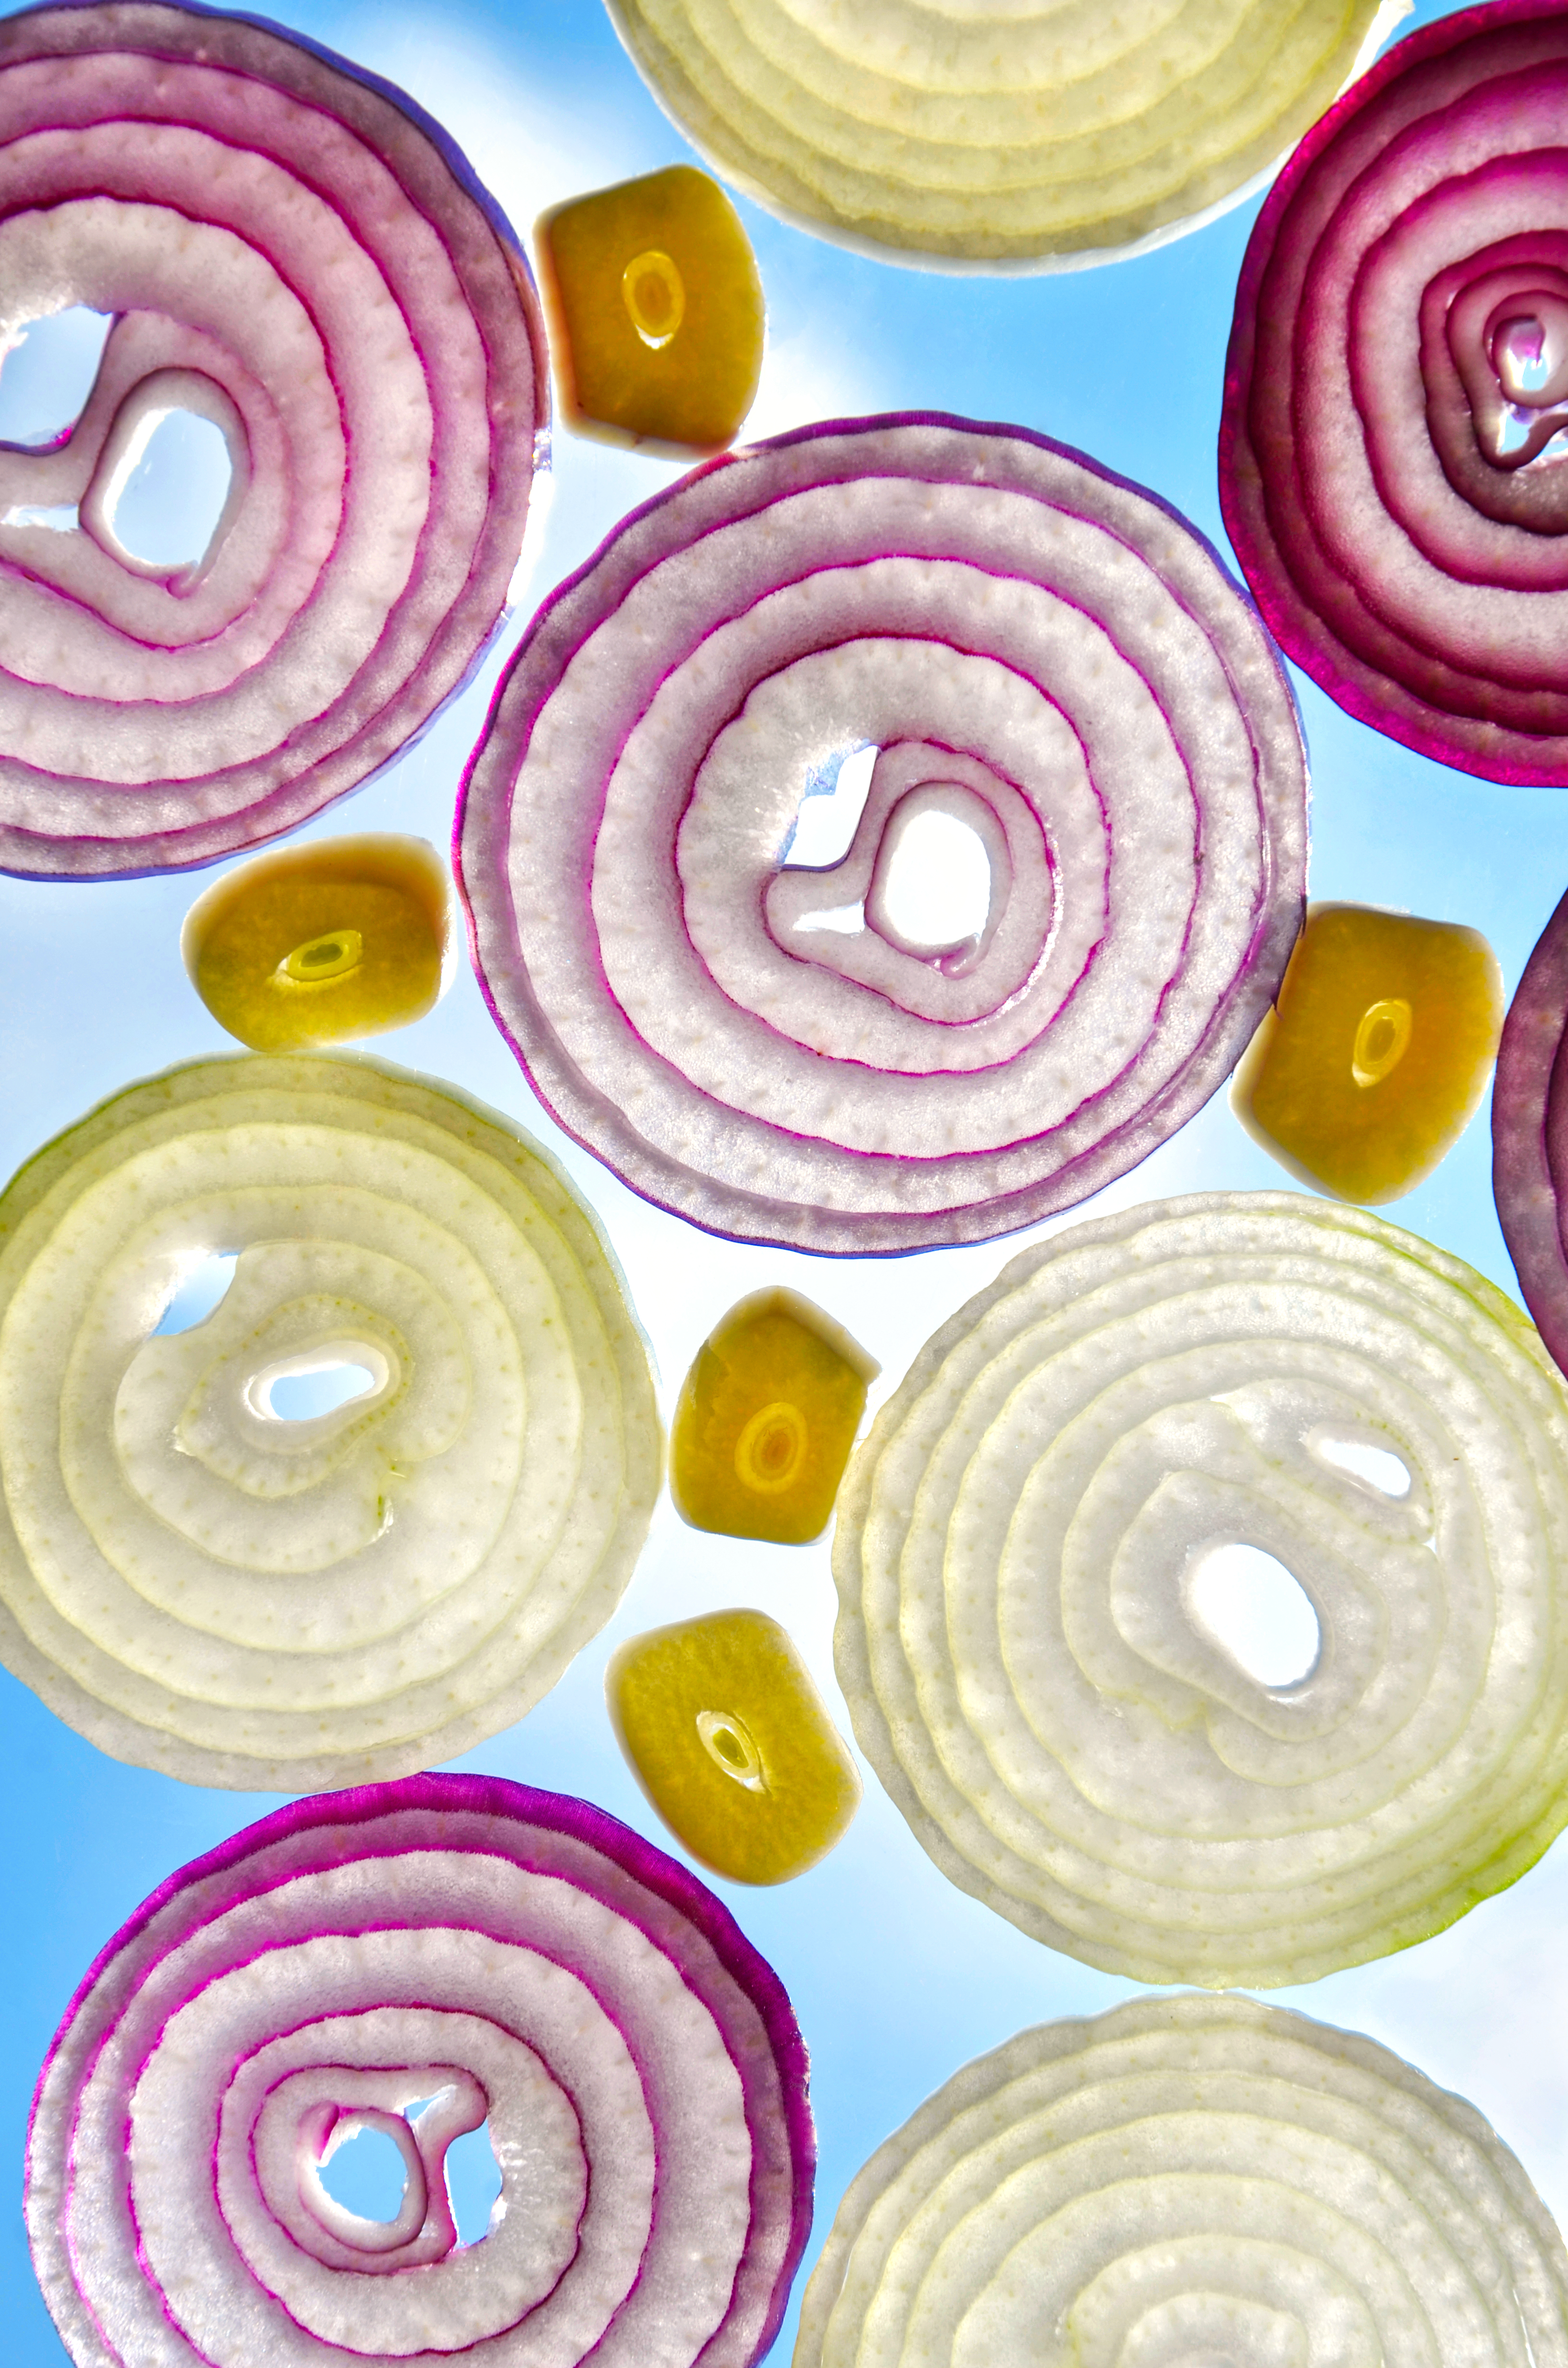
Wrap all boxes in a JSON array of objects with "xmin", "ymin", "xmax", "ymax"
[
  {"xmin": 622, "ymin": 247, "xmax": 685, "ymax": 348},
  {"xmin": 442, "ymin": 2119, "xmax": 503, "ymax": 2245},
  {"xmin": 318, "ymin": 2123, "xmax": 408, "ymax": 2224},
  {"xmin": 263, "ymin": 1361, "xmax": 378, "ymax": 1421},
  {"xmin": 877, "ymin": 809, "xmax": 992, "ymax": 951},
  {"xmin": 153, "ymin": 1250, "xmax": 239, "ymax": 1336},
  {"xmin": 1350, "ymin": 996, "xmax": 1412, "ymax": 1089},
  {"xmin": 782, "ymin": 743, "xmax": 877, "ymax": 869},
  {"xmin": 1186, "ymin": 1542, "xmax": 1320, "ymax": 1688},
  {"xmin": 1313, "ymin": 1433, "xmax": 1411, "ymax": 1498},
  {"xmin": 696, "ymin": 1706, "xmax": 768, "ymax": 1792},
  {"xmin": 0, "ymin": 305, "xmax": 111, "ymax": 447},
  {"xmin": 106, "ymin": 407, "xmax": 233, "ymax": 569}
]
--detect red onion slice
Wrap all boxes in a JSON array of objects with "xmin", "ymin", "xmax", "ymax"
[
  {"xmin": 26, "ymin": 1774, "xmax": 813, "ymax": 2368},
  {"xmin": 0, "ymin": 1, "xmax": 545, "ymax": 877},
  {"xmin": 1220, "ymin": 0, "xmax": 1568, "ymax": 784},
  {"xmin": 1493, "ymin": 886, "xmax": 1568, "ymax": 1370},
  {"xmin": 458, "ymin": 414, "xmax": 1307, "ymax": 1254}
]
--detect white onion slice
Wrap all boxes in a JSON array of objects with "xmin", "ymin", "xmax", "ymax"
[
  {"xmin": 603, "ymin": 0, "xmax": 1404, "ymax": 271},
  {"xmin": 797, "ymin": 1993, "xmax": 1568, "ymax": 2368},
  {"xmin": 0, "ymin": 1054, "xmax": 660, "ymax": 1788},
  {"xmin": 0, "ymin": 0, "xmax": 545, "ymax": 877},
  {"xmin": 458, "ymin": 415, "xmax": 1306, "ymax": 1254},
  {"xmin": 833, "ymin": 1189, "xmax": 1568, "ymax": 1986},
  {"xmin": 26, "ymin": 1774, "xmax": 814, "ymax": 2368}
]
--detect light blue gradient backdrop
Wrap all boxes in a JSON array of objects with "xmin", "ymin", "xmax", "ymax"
[{"xmin": 2, "ymin": 0, "xmax": 1563, "ymax": 2357}]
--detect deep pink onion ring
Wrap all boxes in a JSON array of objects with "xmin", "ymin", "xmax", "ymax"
[
  {"xmin": 1221, "ymin": 0, "xmax": 1568, "ymax": 784},
  {"xmin": 1493, "ymin": 887, "xmax": 1568, "ymax": 1370},
  {"xmin": 0, "ymin": 0, "xmax": 545, "ymax": 877},
  {"xmin": 26, "ymin": 1773, "xmax": 814, "ymax": 2368},
  {"xmin": 457, "ymin": 412, "xmax": 1307, "ymax": 1255}
]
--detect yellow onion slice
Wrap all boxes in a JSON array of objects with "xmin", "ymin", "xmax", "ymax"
[
  {"xmin": 602, "ymin": 0, "xmax": 1404, "ymax": 270},
  {"xmin": 798, "ymin": 1994, "xmax": 1568, "ymax": 2368},
  {"xmin": 833, "ymin": 1190, "xmax": 1568, "ymax": 1986},
  {"xmin": 0, "ymin": 1055, "xmax": 661, "ymax": 1788},
  {"xmin": 0, "ymin": 0, "xmax": 545, "ymax": 877}
]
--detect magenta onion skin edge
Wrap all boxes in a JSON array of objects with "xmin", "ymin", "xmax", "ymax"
[
  {"xmin": 455, "ymin": 409, "xmax": 1308, "ymax": 1257},
  {"xmin": 1219, "ymin": 0, "xmax": 1568, "ymax": 786},
  {"xmin": 1494, "ymin": 885, "xmax": 1568, "ymax": 1370},
  {"xmin": 26, "ymin": 1771, "xmax": 816, "ymax": 2368}
]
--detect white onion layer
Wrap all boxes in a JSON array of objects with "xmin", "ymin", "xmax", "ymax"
[
  {"xmin": 458, "ymin": 416, "xmax": 1306, "ymax": 1254},
  {"xmin": 0, "ymin": 1055, "xmax": 661, "ymax": 1788},
  {"xmin": 796, "ymin": 1994, "xmax": 1568, "ymax": 2368},
  {"xmin": 833, "ymin": 1190, "xmax": 1568, "ymax": 1986},
  {"xmin": 604, "ymin": 0, "xmax": 1404, "ymax": 270}
]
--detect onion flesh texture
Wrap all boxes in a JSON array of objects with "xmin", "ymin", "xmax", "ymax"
[
  {"xmin": 603, "ymin": 0, "xmax": 1405, "ymax": 271},
  {"xmin": 796, "ymin": 1993, "xmax": 1568, "ymax": 2368},
  {"xmin": 0, "ymin": 1054, "xmax": 661, "ymax": 1789},
  {"xmin": 833, "ymin": 1189, "xmax": 1568, "ymax": 1987},
  {"xmin": 1492, "ymin": 884, "xmax": 1568, "ymax": 1375},
  {"xmin": 0, "ymin": 0, "xmax": 545, "ymax": 877},
  {"xmin": 457, "ymin": 415, "xmax": 1307, "ymax": 1255},
  {"xmin": 26, "ymin": 1774, "xmax": 813, "ymax": 2368},
  {"xmin": 1221, "ymin": 0, "xmax": 1568, "ymax": 784}
]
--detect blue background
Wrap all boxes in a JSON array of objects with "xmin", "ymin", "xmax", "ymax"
[{"xmin": 3, "ymin": 0, "xmax": 1565, "ymax": 2356}]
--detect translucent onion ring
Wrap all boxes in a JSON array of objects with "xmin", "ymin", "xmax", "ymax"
[
  {"xmin": 457, "ymin": 414, "xmax": 1307, "ymax": 1255},
  {"xmin": 1221, "ymin": 0, "xmax": 1568, "ymax": 784},
  {"xmin": 0, "ymin": 0, "xmax": 545, "ymax": 878},
  {"xmin": 0, "ymin": 1054, "xmax": 661, "ymax": 1788},
  {"xmin": 832, "ymin": 1189, "xmax": 1568, "ymax": 1987},
  {"xmin": 1493, "ymin": 885, "xmax": 1568, "ymax": 1373},
  {"xmin": 26, "ymin": 1774, "xmax": 814, "ymax": 2368},
  {"xmin": 797, "ymin": 1994, "xmax": 1568, "ymax": 2368},
  {"xmin": 603, "ymin": 0, "xmax": 1403, "ymax": 271}
]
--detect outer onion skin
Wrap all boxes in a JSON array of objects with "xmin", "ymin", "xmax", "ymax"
[
  {"xmin": 26, "ymin": 1772, "xmax": 814, "ymax": 2368},
  {"xmin": 0, "ymin": 0, "xmax": 546, "ymax": 878},
  {"xmin": 833, "ymin": 1189, "xmax": 1568, "ymax": 1987},
  {"xmin": 1494, "ymin": 886, "xmax": 1568, "ymax": 1372},
  {"xmin": 797, "ymin": 1993, "xmax": 1568, "ymax": 2368},
  {"xmin": 457, "ymin": 414, "xmax": 1307, "ymax": 1256},
  {"xmin": 1221, "ymin": 0, "xmax": 1568, "ymax": 785},
  {"xmin": 603, "ymin": 0, "xmax": 1404, "ymax": 273},
  {"xmin": 0, "ymin": 1053, "xmax": 661, "ymax": 1789}
]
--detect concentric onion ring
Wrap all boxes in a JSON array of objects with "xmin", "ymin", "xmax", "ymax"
[
  {"xmin": 26, "ymin": 1774, "xmax": 813, "ymax": 2368},
  {"xmin": 1220, "ymin": 0, "xmax": 1568, "ymax": 784},
  {"xmin": 0, "ymin": 0, "xmax": 545, "ymax": 877},
  {"xmin": 797, "ymin": 1993, "xmax": 1568, "ymax": 2368},
  {"xmin": 603, "ymin": 1, "xmax": 1402, "ymax": 270},
  {"xmin": 833, "ymin": 1190, "xmax": 1568, "ymax": 1986},
  {"xmin": 457, "ymin": 415, "xmax": 1307, "ymax": 1255},
  {"xmin": 1493, "ymin": 886, "xmax": 1568, "ymax": 1372},
  {"xmin": 0, "ymin": 1055, "xmax": 660, "ymax": 1788}
]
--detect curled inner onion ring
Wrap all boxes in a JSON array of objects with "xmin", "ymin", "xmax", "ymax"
[
  {"xmin": 457, "ymin": 414, "xmax": 1307, "ymax": 1255},
  {"xmin": 0, "ymin": 0, "xmax": 545, "ymax": 877},
  {"xmin": 797, "ymin": 1994, "xmax": 1568, "ymax": 2368},
  {"xmin": 604, "ymin": 0, "xmax": 1403, "ymax": 271},
  {"xmin": 1221, "ymin": 0, "xmax": 1568, "ymax": 784},
  {"xmin": 0, "ymin": 1054, "xmax": 661, "ymax": 1789},
  {"xmin": 833, "ymin": 1189, "xmax": 1568, "ymax": 1987},
  {"xmin": 26, "ymin": 1774, "xmax": 814, "ymax": 2368}
]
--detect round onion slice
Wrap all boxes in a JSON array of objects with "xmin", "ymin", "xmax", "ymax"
[
  {"xmin": 833, "ymin": 1189, "xmax": 1568, "ymax": 1987},
  {"xmin": 797, "ymin": 1993, "xmax": 1568, "ymax": 2368},
  {"xmin": 0, "ymin": 1055, "xmax": 660, "ymax": 1788},
  {"xmin": 1220, "ymin": 0, "xmax": 1568, "ymax": 784},
  {"xmin": 0, "ymin": 0, "xmax": 545, "ymax": 878},
  {"xmin": 603, "ymin": 1, "xmax": 1401, "ymax": 271},
  {"xmin": 457, "ymin": 415, "xmax": 1307, "ymax": 1255},
  {"xmin": 26, "ymin": 1773, "xmax": 814, "ymax": 2368},
  {"xmin": 1493, "ymin": 886, "xmax": 1568, "ymax": 1371}
]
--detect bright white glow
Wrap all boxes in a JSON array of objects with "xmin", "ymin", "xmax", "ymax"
[
  {"xmin": 1187, "ymin": 1542, "xmax": 1321, "ymax": 1688},
  {"xmin": 784, "ymin": 744, "xmax": 877, "ymax": 867},
  {"xmin": 878, "ymin": 808, "xmax": 992, "ymax": 949},
  {"xmin": 1314, "ymin": 1434, "xmax": 1411, "ymax": 1497},
  {"xmin": 153, "ymin": 1252, "xmax": 239, "ymax": 1336}
]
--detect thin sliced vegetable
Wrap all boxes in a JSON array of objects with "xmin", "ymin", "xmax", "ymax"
[{"xmin": 1494, "ymin": 885, "xmax": 1568, "ymax": 1374}]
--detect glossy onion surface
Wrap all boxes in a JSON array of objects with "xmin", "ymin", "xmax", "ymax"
[
  {"xmin": 1494, "ymin": 883, "xmax": 1568, "ymax": 1376},
  {"xmin": 797, "ymin": 1993, "xmax": 1568, "ymax": 2368},
  {"xmin": 26, "ymin": 1774, "xmax": 813, "ymax": 2368},
  {"xmin": 458, "ymin": 415, "xmax": 1307, "ymax": 1254},
  {"xmin": 0, "ymin": 1055, "xmax": 661, "ymax": 1788},
  {"xmin": 1222, "ymin": 0, "xmax": 1568, "ymax": 784},
  {"xmin": 0, "ymin": 0, "xmax": 545, "ymax": 877},
  {"xmin": 604, "ymin": 0, "xmax": 1399, "ymax": 271},
  {"xmin": 833, "ymin": 1190, "xmax": 1568, "ymax": 1986}
]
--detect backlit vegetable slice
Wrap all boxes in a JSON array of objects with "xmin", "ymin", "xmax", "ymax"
[
  {"xmin": 457, "ymin": 415, "xmax": 1307, "ymax": 1255},
  {"xmin": 603, "ymin": 0, "xmax": 1403, "ymax": 271},
  {"xmin": 0, "ymin": 0, "xmax": 545, "ymax": 878},
  {"xmin": 797, "ymin": 1994, "xmax": 1568, "ymax": 2368},
  {"xmin": 0, "ymin": 1055, "xmax": 661, "ymax": 1788},
  {"xmin": 1494, "ymin": 885, "xmax": 1568, "ymax": 1374},
  {"xmin": 1221, "ymin": 0, "xmax": 1568, "ymax": 784},
  {"xmin": 26, "ymin": 1773, "xmax": 813, "ymax": 2368},
  {"xmin": 833, "ymin": 1189, "xmax": 1568, "ymax": 1987}
]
